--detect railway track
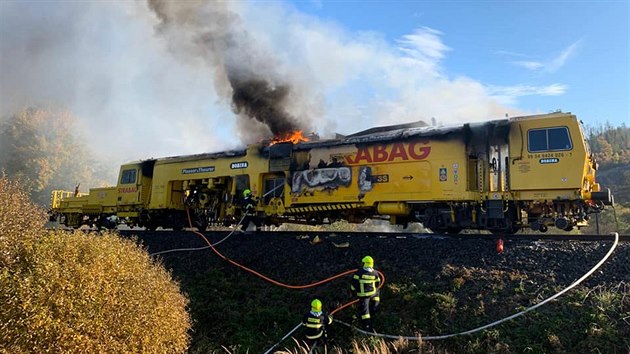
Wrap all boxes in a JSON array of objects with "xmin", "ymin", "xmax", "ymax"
[{"xmin": 115, "ymin": 229, "xmax": 629, "ymax": 242}]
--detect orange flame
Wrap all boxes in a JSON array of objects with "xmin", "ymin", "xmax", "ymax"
[{"xmin": 270, "ymin": 130, "xmax": 310, "ymax": 145}]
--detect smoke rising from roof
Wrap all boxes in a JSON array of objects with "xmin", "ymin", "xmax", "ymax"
[
  {"xmin": 146, "ymin": 0, "xmax": 310, "ymax": 141},
  {"xmin": 1, "ymin": 1, "xmax": 532, "ymax": 167}
]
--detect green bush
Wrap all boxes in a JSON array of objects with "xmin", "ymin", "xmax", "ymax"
[{"xmin": 0, "ymin": 175, "xmax": 191, "ymax": 353}]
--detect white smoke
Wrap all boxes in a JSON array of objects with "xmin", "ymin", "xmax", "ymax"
[{"xmin": 1, "ymin": 0, "xmax": 525, "ymax": 167}]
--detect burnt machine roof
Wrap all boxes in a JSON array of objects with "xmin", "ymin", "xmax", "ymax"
[
  {"xmin": 346, "ymin": 120, "xmax": 428, "ymax": 138},
  {"xmin": 129, "ymin": 112, "xmax": 572, "ymax": 163},
  {"xmin": 284, "ymin": 111, "xmax": 574, "ymax": 152},
  {"xmin": 267, "ymin": 117, "xmax": 513, "ymax": 153}
]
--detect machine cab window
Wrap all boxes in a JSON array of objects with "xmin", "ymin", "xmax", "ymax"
[
  {"xmin": 120, "ymin": 169, "xmax": 137, "ymax": 184},
  {"xmin": 528, "ymin": 127, "xmax": 572, "ymax": 152}
]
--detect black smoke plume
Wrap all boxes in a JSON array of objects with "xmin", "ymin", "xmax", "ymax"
[
  {"xmin": 146, "ymin": 0, "xmax": 308, "ymax": 141},
  {"xmin": 231, "ymin": 79, "xmax": 297, "ymax": 136}
]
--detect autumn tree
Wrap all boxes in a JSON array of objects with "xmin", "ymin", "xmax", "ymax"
[
  {"xmin": 586, "ymin": 122, "xmax": 630, "ymax": 204},
  {"xmin": 0, "ymin": 107, "xmax": 110, "ymax": 205},
  {"xmin": 594, "ymin": 135, "xmax": 614, "ymax": 162}
]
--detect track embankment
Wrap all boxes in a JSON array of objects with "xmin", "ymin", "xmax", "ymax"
[{"xmin": 120, "ymin": 229, "xmax": 629, "ymax": 352}]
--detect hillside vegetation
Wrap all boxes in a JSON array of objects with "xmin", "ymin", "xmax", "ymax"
[
  {"xmin": 583, "ymin": 123, "xmax": 630, "ymax": 234},
  {"xmin": 0, "ymin": 107, "xmax": 114, "ymax": 205}
]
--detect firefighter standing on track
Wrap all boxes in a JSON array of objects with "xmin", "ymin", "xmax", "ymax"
[
  {"xmin": 302, "ymin": 299, "xmax": 333, "ymax": 350},
  {"xmin": 351, "ymin": 255, "xmax": 381, "ymax": 332},
  {"xmin": 241, "ymin": 189, "xmax": 259, "ymax": 231}
]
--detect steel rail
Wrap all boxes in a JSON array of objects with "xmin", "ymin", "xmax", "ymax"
[{"xmin": 116, "ymin": 229, "xmax": 630, "ymax": 242}]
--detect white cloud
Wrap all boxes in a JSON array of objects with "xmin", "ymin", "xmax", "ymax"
[
  {"xmin": 396, "ymin": 27, "xmax": 451, "ymax": 72},
  {"xmin": 512, "ymin": 61, "xmax": 544, "ymax": 70},
  {"xmin": 373, "ymin": 77, "xmax": 525, "ymax": 127},
  {"xmin": 489, "ymin": 83, "xmax": 568, "ymax": 96},
  {"xmin": 509, "ymin": 40, "xmax": 582, "ymax": 73},
  {"xmin": 239, "ymin": 6, "xmax": 521, "ymax": 129},
  {"xmin": 546, "ymin": 40, "xmax": 581, "ymax": 72},
  {"xmin": 495, "ymin": 50, "xmax": 528, "ymax": 57},
  {"xmin": 487, "ymin": 84, "xmax": 568, "ymax": 104}
]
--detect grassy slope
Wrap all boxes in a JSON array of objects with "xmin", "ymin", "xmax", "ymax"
[{"xmin": 139, "ymin": 231, "xmax": 629, "ymax": 354}]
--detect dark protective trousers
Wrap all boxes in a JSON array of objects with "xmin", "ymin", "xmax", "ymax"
[
  {"xmin": 357, "ymin": 291, "xmax": 380, "ymax": 331},
  {"xmin": 241, "ymin": 213, "xmax": 260, "ymax": 231}
]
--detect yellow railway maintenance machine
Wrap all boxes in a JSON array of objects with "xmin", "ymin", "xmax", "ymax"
[{"xmin": 50, "ymin": 112, "xmax": 613, "ymax": 233}]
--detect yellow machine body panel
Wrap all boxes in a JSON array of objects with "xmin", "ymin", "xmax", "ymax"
[
  {"xmin": 148, "ymin": 146, "xmax": 268, "ymax": 210},
  {"xmin": 117, "ymin": 164, "xmax": 145, "ymax": 208},
  {"xmin": 51, "ymin": 187, "xmax": 116, "ymax": 214},
  {"xmin": 508, "ymin": 113, "xmax": 592, "ymax": 200},
  {"xmin": 82, "ymin": 187, "xmax": 118, "ymax": 214},
  {"xmin": 287, "ymin": 139, "xmax": 478, "ymax": 207},
  {"xmin": 55, "ymin": 194, "xmax": 89, "ymax": 213}
]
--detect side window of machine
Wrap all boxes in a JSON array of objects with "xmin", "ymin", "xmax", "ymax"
[
  {"xmin": 528, "ymin": 127, "xmax": 572, "ymax": 152},
  {"xmin": 548, "ymin": 127, "xmax": 572, "ymax": 150},
  {"xmin": 528, "ymin": 129, "xmax": 548, "ymax": 152},
  {"xmin": 121, "ymin": 169, "xmax": 137, "ymax": 184},
  {"xmin": 263, "ymin": 176, "xmax": 285, "ymax": 204}
]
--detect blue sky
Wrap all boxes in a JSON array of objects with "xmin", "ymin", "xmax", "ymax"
[
  {"xmin": 0, "ymin": 0, "xmax": 627, "ymax": 164},
  {"xmin": 290, "ymin": 1, "xmax": 628, "ymax": 126}
]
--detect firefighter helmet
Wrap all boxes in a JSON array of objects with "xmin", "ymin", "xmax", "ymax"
[
  {"xmin": 311, "ymin": 299, "xmax": 322, "ymax": 312},
  {"xmin": 243, "ymin": 189, "xmax": 251, "ymax": 197},
  {"xmin": 362, "ymin": 255, "xmax": 374, "ymax": 267}
]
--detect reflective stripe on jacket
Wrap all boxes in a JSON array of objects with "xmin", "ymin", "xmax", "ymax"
[
  {"xmin": 302, "ymin": 311, "xmax": 333, "ymax": 340},
  {"xmin": 351, "ymin": 268, "xmax": 381, "ymax": 297},
  {"xmin": 242, "ymin": 196, "xmax": 256, "ymax": 215}
]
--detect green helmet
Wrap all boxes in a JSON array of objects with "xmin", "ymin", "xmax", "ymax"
[
  {"xmin": 243, "ymin": 189, "xmax": 251, "ymax": 197},
  {"xmin": 362, "ymin": 255, "xmax": 374, "ymax": 268},
  {"xmin": 311, "ymin": 299, "xmax": 322, "ymax": 312}
]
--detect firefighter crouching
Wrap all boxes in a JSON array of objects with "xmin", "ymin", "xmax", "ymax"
[
  {"xmin": 351, "ymin": 255, "xmax": 381, "ymax": 332},
  {"xmin": 302, "ymin": 299, "xmax": 333, "ymax": 349}
]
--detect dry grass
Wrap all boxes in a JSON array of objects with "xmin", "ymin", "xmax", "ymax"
[
  {"xmin": 275, "ymin": 337, "xmax": 429, "ymax": 354},
  {"xmin": 0, "ymin": 174, "xmax": 46, "ymax": 267},
  {"xmin": 0, "ymin": 175, "xmax": 191, "ymax": 353}
]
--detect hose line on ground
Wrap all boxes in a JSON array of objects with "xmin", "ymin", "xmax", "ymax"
[
  {"xmin": 149, "ymin": 214, "xmax": 247, "ymax": 256},
  {"xmin": 263, "ymin": 270, "xmax": 387, "ymax": 353},
  {"xmin": 333, "ymin": 232, "xmax": 620, "ymax": 340},
  {"xmin": 262, "ymin": 323, "xmax": 302, "ymax": 354},
  {"xmin": 152, "ymin": 207, "xmax": 389, "ymax": 352},
  {"xmin": 158, "ymin": 208, "xmax": 360, "ymax": 289},
  {"xmin": 153, "ymin": 210, "xmax": 619, "ymax": 349}
]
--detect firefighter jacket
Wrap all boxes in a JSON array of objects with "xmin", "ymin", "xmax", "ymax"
[
  {"xmin": 242, "ymin": 195, "xmax": 256, "ymax": 215},
  {"xmin": 302, "ymin": 311, "xmax": 333, "ymax": 340},
  {"xmin": 351, "ymin": 267, "xmax": 381, "ymax": 298}
]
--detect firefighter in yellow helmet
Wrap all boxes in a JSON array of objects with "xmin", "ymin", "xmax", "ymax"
[
  {"xmin": 351, "ymin": 255, "xmax": 381, "ymax": 331},
  {"xmin": 241, "ymin": 189, "xmax": 259, "ymax": 231},
  {"xmin": 301, "ymin": 299, "xmax": 333, "ymax": 349}
]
